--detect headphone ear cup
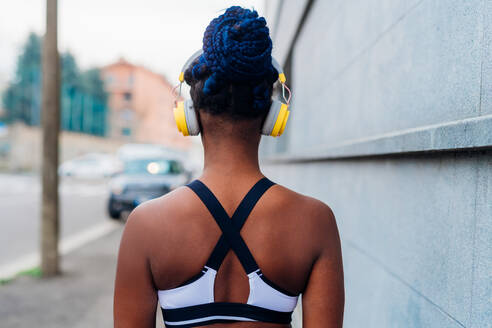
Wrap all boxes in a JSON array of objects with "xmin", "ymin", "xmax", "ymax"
[
  {"xmin": 173, "ymin": 101, "xmax": 189, "ymax": 136},
  {"xmin": 183, "ymin": 99, "xmax": 200, "ymax": 136},
  {"xmin": 261, "ymin": 100, "xmax": 290, "ymax": 137}
]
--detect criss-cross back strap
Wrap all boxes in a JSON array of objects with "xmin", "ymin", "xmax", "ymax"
[
  {"xmin": 205, "ymin": 178, "xmax": 275, "ymax": 270},
  {"xmin": 186, "ymin": 178, "xmax": 275, "ymax": 274}
]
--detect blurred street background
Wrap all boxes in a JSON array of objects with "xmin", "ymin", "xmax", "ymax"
[
  {"xmin": 0, "ymin": 0, "xmax": 264, "ymax": 327},
  {"xmin": 0, "ymin": 174, "xmax": 108, "ymax": 268},
  {"xmin": 1, "ymin": 1, "xmax": 491, "ymax": 328}
]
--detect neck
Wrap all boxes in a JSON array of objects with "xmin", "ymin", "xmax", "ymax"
[{"xmin": 200, "ymin": 135, "xmax": 263, "ymax": 182}]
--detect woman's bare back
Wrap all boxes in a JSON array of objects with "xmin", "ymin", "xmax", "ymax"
[{"xmin": 114, "ymin": 176, "xmax": 344, "ymax": 327}]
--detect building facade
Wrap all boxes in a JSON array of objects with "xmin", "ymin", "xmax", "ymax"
[
  {"xmin": 262, "ymin": 1, "xmax": 491, "ymax": 327},
  {"xmin": 102, "ymin": 59, "xmax": 190, "ymax": 150}
]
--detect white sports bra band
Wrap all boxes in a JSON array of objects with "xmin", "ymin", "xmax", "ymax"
[{"xmin": 157, "ymin": 177, "xmax": 300, "ymax": 326}]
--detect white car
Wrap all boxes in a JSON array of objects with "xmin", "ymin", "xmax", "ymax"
[
  {"xmin": 117, "ymin": 143, "xmax": 186, "ymax": 162},
  {"xmin": 58, "ymin": 153, "xmax": 121, "ymax": 178}
]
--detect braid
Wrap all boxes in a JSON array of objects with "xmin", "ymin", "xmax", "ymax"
[{"xmin": 184, "ymin": 6, "xmax": 278, "ymax": 119}]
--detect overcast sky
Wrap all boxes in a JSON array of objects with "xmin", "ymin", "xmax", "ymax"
[{"xmin": 0, "ymin": 0, "xmax": 265, "ymax": 87}]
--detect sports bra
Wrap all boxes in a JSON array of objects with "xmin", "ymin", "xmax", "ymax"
[{"xmin": 158, "ymin": 177, "xmax": 300, "ymax": 327}]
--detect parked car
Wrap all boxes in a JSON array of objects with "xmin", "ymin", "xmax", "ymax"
[
  {"xmin": 0, "ymin": 122, "xmax": 9, "ymax": 158},
  {"xmin": 58, "ymin": 153, "xmax": 121, "ymax": 178},
  {"xmin": 107, "ymin": 157, "xmax": 190, "ymax": 219},
  {"xmin": 117, "ymin": 143, "xmax": 186, "ymax": 162},
  {"xmin": 0, "ymin": 122, "xmax": 7, "ymax": 138}
]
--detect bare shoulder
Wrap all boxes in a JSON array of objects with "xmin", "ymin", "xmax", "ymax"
[
  {"xmin": 271, "ymin": 183, "xmax": 336, "ymax": 224},
  {"xmin": 120, "ymin": 186, "xmax": 196, "ymax": 246},
  {"xmin": 270, "ymin": 183, "xmax": 340, "ymax": 250}
]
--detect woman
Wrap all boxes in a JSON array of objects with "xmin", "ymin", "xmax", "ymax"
[{"xmin": 114, "ymin": 6, "xmax": 344, "ymax": 328}]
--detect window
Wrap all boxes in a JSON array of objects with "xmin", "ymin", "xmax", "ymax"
[
  {"xmin": 105, "ymin": 74, "xmax": 114, "ymax": 85},
  {"xmin": 121, "ymin": 127, "xmax": 132, "ymax": 136},
  {"xmin": 120, "ymin": 108, "xmax": 134, "ymax": 121}
]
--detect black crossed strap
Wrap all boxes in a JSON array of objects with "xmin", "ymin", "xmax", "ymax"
[{"xmin": 186, "ymin": 177, "xmax": 275, "ymax": 274}]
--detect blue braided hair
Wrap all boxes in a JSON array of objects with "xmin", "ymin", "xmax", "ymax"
[{"xmin": 184, "ymin": 6, "xmax": 278, "ymax": 118}]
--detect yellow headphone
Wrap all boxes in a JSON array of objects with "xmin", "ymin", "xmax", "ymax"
[{"xmin": 173, "ymin": 49, "xmax": 291, "ymax": 137}]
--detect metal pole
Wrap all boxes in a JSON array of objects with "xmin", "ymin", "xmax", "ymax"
[{"xmin": 41, "ymin": 0, "xmax": 60, "ymax": 277}]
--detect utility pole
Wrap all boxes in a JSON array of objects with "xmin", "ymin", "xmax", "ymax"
[{"xmin": 41, "ymin": 0, "xmax": 60, "ymax": 277}]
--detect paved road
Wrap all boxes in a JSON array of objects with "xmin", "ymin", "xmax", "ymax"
[
  {"xmin": 0, "ymin": 173, "xmax": 115, "ymax": 268},
  {"xmin": 0, "ymin": 226, "xmax": 168, "ymax": 328}
]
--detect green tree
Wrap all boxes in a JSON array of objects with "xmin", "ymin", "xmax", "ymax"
[
  {"xmin": 2, "ymin": 33, "xmax": 108, "ymax": 135},
  {"xmin": 2, "ymin": 32, "xmax": 42, "ymax": 125},
  {"xmin": 80, "ymin": 68, "xmax": 107, "ymax": 103},
  {"xmin": 61, "ymin": 52, "xmax": 80, "ymax": 92}
]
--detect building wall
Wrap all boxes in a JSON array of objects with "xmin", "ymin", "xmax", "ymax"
[
  {"xmin": 4, "ymin": 123, "xmax": 126, "ymax": 172},
  {"xmin": 102, "ymin": 60, "xmax": 190, "ymax": 150},
  {"xmin": 262, "ymin": 1, "xmax": 491, "ymax": 327},
  {"xmin": 131, "ymin": 66, "xmax": 187, "ymax": 149}
]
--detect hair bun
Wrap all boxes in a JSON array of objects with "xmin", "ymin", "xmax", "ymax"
[{"xmin": 197, "ymin": 6, "xmax": 277, "ymax": 95}]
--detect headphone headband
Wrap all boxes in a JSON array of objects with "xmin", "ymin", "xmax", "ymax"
[
  {"xmin": 173, "ymin": 50, "xmax": 291, "ymax": 138},
  {"xmin": 178, "ymin": 49, "xmax": 286, "ymax": 84}
]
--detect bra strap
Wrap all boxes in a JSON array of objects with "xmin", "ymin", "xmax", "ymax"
[
  {"xmin": 186, "ymin": 178, "xmax": 274, "ymax": 274},
  {"xmin": 206, "ymin": 178, "xmax": 275, "ymax": 270}
]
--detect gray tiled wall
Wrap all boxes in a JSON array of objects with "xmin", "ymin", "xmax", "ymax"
[
  {"xmin": 263, "ymin": 153, "xmax": 491, "ymax": 327},
  {"xmin": 262, "ymin": 0, "xmax": 492, "ymax": 327},
  {"xmin": 288, "ymin": 0, "xmax": 484, "ymax": 150}
]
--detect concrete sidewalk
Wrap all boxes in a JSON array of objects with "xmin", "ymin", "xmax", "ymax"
[
  {"xmin": 0, "ymin": 226, "xmax": 129, "ymax": 328},
  {"xmin": 0, "ymin": 224, "xmax": 301, "ymax": 328}
]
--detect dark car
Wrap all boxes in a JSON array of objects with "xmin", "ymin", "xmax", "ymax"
[{"xmin": 107, "ymin": 157, "xmax": 190, "ymax": 219}]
